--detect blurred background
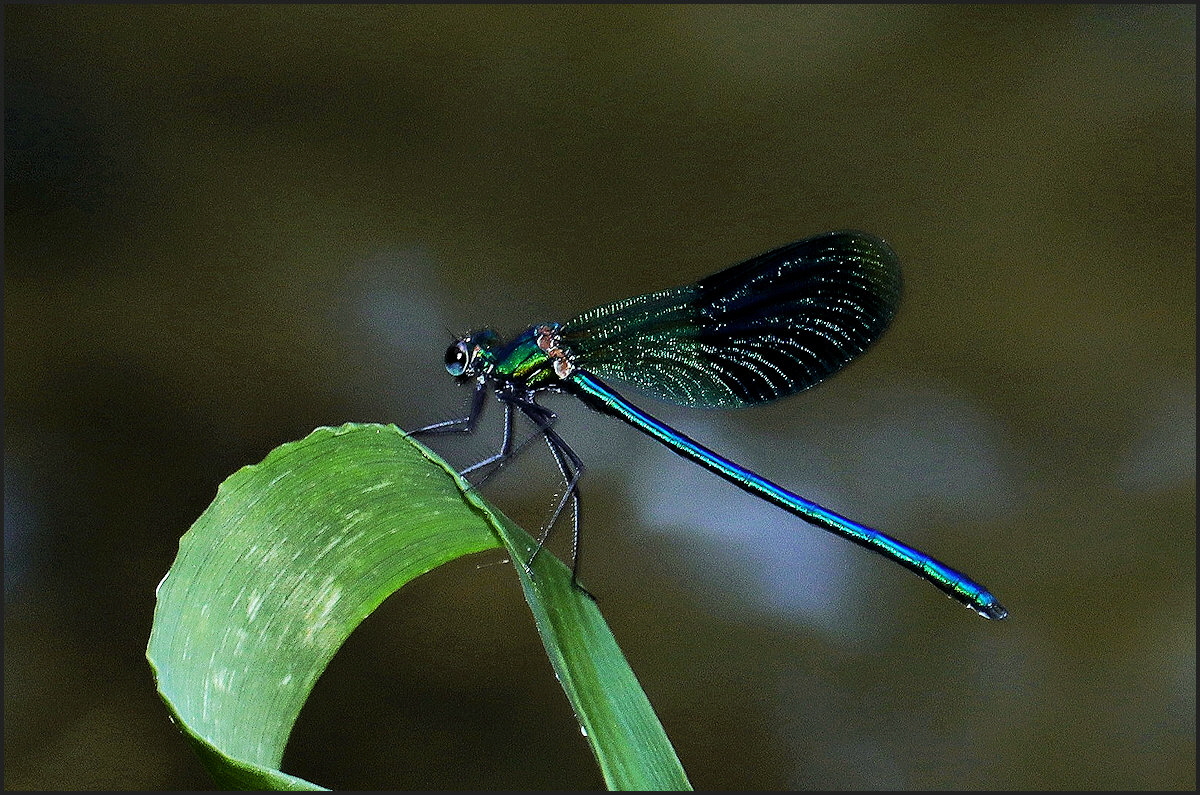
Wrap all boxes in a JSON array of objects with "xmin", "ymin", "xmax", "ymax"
[{"xmin": 4, "ymin": 5, "xmax": 1194, "ymax": 790}]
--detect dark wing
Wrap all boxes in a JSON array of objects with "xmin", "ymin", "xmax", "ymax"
[{"xmin": 560, "ymin": 230, "xmax": 900, "ymax": 408}]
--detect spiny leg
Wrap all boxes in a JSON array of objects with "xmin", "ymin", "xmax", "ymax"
[
  {"xmin": 515, "ymin": 399, "xmax": 591, "ymax": 597},
  {"xmin": 408, "ymin": 380, "xmax": 489, "ymax": 436},
  {"xmin": 542, "ymin": 428, "xmax": 592, "ymax": 598},
  {"xmin": 458, "ymin": 399, "xmax": 514, "ymax": 479},
  {"xmin": 528, "ymin": 425, "xmax": 582, "ymax": 564},
  {"xmin": 413, "ymin": 387, "xmax": 591, "ymax": 595},
  {"xmin": 464, "ymin": 396, "xmax": 568, "ymax": 489},
  {"xmin": 408, "ymin": 385, "xmax": 528, "ymax": 483}
]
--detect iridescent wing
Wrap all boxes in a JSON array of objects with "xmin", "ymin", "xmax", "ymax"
[{"xmin": 561, "ymin": 230, "xmax": 901, "ymax": 408}]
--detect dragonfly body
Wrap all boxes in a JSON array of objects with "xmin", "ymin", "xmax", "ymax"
[{"xmin": 419, "ymin": 231, "xmax": 1007, "ymax": 620}]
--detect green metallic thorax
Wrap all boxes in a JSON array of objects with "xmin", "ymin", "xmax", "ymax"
[{"xmin": 481, "ymin": 323, "xmax": 574, "ymax": 390}]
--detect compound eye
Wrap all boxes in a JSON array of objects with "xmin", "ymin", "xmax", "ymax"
[{"xmin": 444, "ymin": 341, "xmax": 471, "ymax": 377}]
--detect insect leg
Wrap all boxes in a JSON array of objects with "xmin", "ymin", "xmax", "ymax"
[
  {"xmin": 514, "ymin": 399, "xmax": 592, "ymax": 596},
  {"xmin": 458, "ymin": 398, "xmax": 514, "ymax": 478},
  {"xmin": 407, "ymin": 380, "xmax": 489, "ymax": 436},
  {"xmin": 408, "ymin": 384, "xmax": 533, "ymax": 482}
]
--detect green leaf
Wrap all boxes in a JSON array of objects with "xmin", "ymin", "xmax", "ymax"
[{"xmin": 147, "ymin": 423, "xmax": 691, "ymax": 790}]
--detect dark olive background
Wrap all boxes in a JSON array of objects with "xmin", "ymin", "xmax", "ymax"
[{"xmin": 4, "ymin": 5, "xmax": 1194, "ymax": 790}]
